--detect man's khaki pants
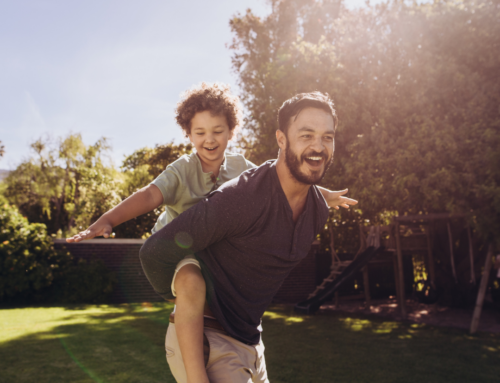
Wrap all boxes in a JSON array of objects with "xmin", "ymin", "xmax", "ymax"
[{"xmin": 165, "ymin": 323, "xmax": 269, "ymax": 383}]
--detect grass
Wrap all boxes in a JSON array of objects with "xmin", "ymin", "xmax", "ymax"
[{"xmin": 0, "ymin": 303, "xmax": 499, "ymax": 383}]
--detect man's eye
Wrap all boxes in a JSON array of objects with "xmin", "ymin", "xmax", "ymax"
[
  {"xmin": 324, "ymin": 136, "xmax": 334, "ymax": 141},
  {"xmin": 302, "ymin": 135, "xmax": 311, "ymax": 139}
]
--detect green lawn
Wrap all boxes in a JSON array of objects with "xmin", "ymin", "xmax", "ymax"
[{"xmin": 0, "ymin": 303, "xmax": 499, "ymax": 383}]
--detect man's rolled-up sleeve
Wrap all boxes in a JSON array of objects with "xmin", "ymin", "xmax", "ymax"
[{"xmin": 139, "ymin": 187, "xmax": 245, "ymax": 300}]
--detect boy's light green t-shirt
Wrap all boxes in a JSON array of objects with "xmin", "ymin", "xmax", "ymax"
[{"xmin": 150, "ymin": 151, "xmax": 256, "ymax": 233}]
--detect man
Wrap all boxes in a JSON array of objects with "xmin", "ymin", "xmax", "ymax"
[{"xmin": 140, "ymin": 91, "xmax": 356, "ymax": 382}]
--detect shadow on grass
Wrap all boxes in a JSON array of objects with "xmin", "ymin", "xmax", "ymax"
[
  {"xmin": 0, "ymin": 303, "xmax": 175, "ymax": 383},
  {"xmin": 262, "ymin": 305, "xmax": 500, "ymax": 383},
  {"xmin": 1, "ymin": 303, "xmax": 499, "ymax": 383}
]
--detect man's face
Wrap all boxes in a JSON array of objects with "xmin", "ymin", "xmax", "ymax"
[{"xmin": 282, "ymin": 107, "xmax": 335, "ymax": 185}]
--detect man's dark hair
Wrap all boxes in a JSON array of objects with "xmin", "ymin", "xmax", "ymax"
[{"xmin": 278, "ymin": 92, "xmax": 338, "ymax": 135}]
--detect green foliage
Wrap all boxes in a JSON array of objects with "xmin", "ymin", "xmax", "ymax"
[
  {"xmin": 121, "ymin": 141, "xmax": 193, "ymax": 180},
  {"xmin": 0, "ymin": 196, "xmax": 115, "ymax": 303},
  {"xmin": 4, "ymin": 133, "xmax": 193, "ymax": 239},
  {"xmin": 115, "ymin": 142, "xmax": 192, "ymax": 238},
  {"xmin": 230, "ymin": 0, "xmax": 500, "ymax": 244},
  {"xmin": 0, "ymin": 196, "xmax": 59, "ymax": 300},
  {"xmin": 4, "ymin": 133, "xmax": 122, "ymax": 237}
]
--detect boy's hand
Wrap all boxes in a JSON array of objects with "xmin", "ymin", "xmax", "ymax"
[
  {"xmin": 327, "ymin": 189, "xmax": 358, "ymax": 210},
  {"xmin": 66, "ymin": 219, "xmax": 113, "ymax": 243},
  {"xmin": 65, "ymin": 184, "xmax": 162, "ymax": 243}
]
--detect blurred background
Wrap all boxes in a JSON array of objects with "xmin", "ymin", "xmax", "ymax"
[
  {"xmin": 0, "ymin": 0, "xmax": 499, "ymax": 308},
  {"xmin": 1, "ymin": 0, "xmax": 497, "ymax": 238}
]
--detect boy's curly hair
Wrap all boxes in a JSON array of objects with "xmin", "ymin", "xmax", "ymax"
[{"xmin": 175, "ymin": 82, "xmax": 242, "ymax": 136}]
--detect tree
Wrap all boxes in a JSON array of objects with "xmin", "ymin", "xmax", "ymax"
[
  {"xmin": 5, "ymin": 135, "xmax": 193, "ymax": 239},
  {"xmin": 114, "ymin": 142, "xmax": 193, "ymax": 238},
  {"xmin": 229, "ymin": 0, "xmax": 500, "ymax": 245},
  {"xmin": 121, "ymin": 141, "xmax": 193, "ymax": 181},
  {"xmin": 4, "ymin": 134, "xmax": 122, "ymax": 236}
]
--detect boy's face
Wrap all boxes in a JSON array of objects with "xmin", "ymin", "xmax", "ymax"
[{"xmin": 188, "ymin": 111, "xmax": 233, "ymax": 166}]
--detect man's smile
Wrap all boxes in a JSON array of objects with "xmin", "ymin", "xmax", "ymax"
[{"xmin": 302, "ymin": 153, "xmax": 328, "ymax": 169}]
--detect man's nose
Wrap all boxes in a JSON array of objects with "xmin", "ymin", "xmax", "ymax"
[{"xmin": 310, "ymin": 137, "xmax": 325, "ymax": 152}]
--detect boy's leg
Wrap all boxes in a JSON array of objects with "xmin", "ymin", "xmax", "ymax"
[
  {"xmin": 165, "ymin": 324, "xmax": 187, "ymax": 383},
  {"xmin": 174, "ymin": 264, "xmax": 209, "ymax": 383}
]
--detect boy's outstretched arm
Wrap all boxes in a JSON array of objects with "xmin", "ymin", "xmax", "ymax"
[
  {"xmin": 317, "ymin": 187, "xmax": 358, "ymax": 210},
  {"xmin": 66, "ymin": 184, "xmax": 164, "ymax": 242}
]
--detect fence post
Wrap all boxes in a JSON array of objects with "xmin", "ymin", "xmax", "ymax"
[{"xmin": 470, "ymin": 243, "xmax": 494, "ymax": 334}]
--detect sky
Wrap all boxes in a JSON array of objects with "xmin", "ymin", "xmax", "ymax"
[{"xmin": 0, "ymin": 0, "xmax": 386, "ymax": 170}]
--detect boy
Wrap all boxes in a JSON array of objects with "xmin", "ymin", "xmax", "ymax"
[{"xmin": 67, "ymin": 83, "xmax": 357, "ymax": 383}]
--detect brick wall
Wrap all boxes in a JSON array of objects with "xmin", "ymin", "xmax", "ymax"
[
  {"xmin": 54, "ymin": 239, "xmax": 160, "ymax": 303},
  {"xmin": 54, "ymin": 239, "xmax": 319, "ymax": 304}
]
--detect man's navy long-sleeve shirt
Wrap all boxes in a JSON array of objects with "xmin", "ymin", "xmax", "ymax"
[{"xmin": 139, "ymin": 160, "xmax": 329, "ymax": 345}]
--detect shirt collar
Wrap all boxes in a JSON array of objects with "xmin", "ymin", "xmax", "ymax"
[{"xmin": 192, "ymin": 150, "xmax": 227, "ymax": 182}]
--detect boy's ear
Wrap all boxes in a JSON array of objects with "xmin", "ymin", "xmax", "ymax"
[
  {"xmin": 229, "ymin": 129, "xmax": 234, "ymax": 141},
  {"xmin": 276, "ymin": 129, "xmax": 287, "ymax": 150}
]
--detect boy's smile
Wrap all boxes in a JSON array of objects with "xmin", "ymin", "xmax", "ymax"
[{"xmin": 188, "ymin": 110, "xmax": 233, "ymax": 173}]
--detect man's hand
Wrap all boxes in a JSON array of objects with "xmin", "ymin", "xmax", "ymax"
[
  {"xmin": 66, "ymin": 219, "xmax": 113, "ymax": 243},
  {"xmin": 325, "ymin": 188, "xmax": 358, "ymax": 210}
]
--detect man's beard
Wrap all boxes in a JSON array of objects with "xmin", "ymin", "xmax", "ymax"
[{"xmin": 284, "ymin": 140, "xmax": 332, "ymax": 185}]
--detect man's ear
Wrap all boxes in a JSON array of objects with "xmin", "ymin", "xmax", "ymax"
[{"xmin": 276, "ymin": 129, "xmax": 287, "ymax": 151}]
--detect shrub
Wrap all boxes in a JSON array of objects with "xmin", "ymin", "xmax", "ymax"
[
  {"xmin": 0, "ymin": 197, "xmax": 115, "ymax": 304},
  {"xmin": 0, "ymin": 197, "xmax": 58, "ymax": 301}
]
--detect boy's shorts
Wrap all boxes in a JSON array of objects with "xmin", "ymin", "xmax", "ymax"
[{"xmin": 171, "ymin": 255, "xmax": 200, "ymax": 297}]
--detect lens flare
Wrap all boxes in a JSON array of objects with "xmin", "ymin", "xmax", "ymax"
[
  {"xmin": 57, "ymin": 332, "xmax": 105, "ymax": 383},
  {"xmin": 175, "ymin": 232, "xmax": 193, "ymax": 249}
]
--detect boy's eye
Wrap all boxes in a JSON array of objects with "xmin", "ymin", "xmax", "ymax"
[{"xmin": 196, "ymin": 133, "xmax": 204, "ymax": 135}]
